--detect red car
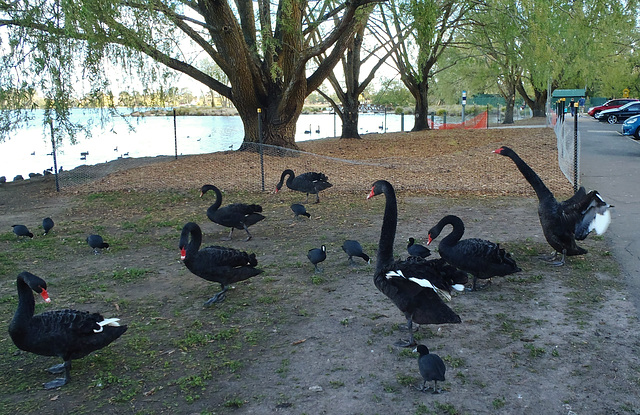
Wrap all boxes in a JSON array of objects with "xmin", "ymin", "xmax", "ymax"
[{"xmin": 588, "ymin": 98, "xmax": 639, "ymax": 117}]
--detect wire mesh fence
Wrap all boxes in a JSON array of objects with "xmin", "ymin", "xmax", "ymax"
[{"xmin": 60, "ymin": 126, "xmax": 573, "ymax": 199}]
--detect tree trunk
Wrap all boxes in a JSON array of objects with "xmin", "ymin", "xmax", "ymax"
[
  {"xmin": 412, "ymin": 81, "xmax": 431, "ymax": 131},
  {"xmin": 341, "ymin": 96, "xmax": 361, "ymax": 139},
  {"xmin": 239, "ymin": 104, "xmax": 302, "ymax": 150},
  {"xmin": 516, "ymin": 80, "xmax": 547, "ymax": 117}
]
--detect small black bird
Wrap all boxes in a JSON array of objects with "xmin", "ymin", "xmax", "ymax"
[
  {"xmin": 12, "ymin": 225, "xmax": 34, "ymax": 239},
  {"xmin": 415, "ymin": 344, "xmax": 446, "ymax": 394},
  {"xmin": 43, "ymin": 217, "xmax": 55, "ymax": 235},
  {"xmin": 307, "ymin": 245, "xmax": 327, "ymax": 273},
  {"xmin": 341, "ymin": 240, "xmax": 370, "ymax": 265},
  {"xmin": 87, "ymin": 235, "xmax": 109, "ymax": 254},
  {"xmin": 291, "ymin": 203, "xmax": 311, "ymax": 219},
  {"xmin": 407, "ymin": 237, "xmax": 430, "ymax": 258}
]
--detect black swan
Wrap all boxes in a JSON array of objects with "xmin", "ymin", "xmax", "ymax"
[
  {"xmin": 342, "ymin": 240, "xmax": 370, "ymax": 265},
  {"xmin": 367, "ymin": 180, "xmax": 468, "ymax": 347},
  {"xmin": 12, "ymin": 224, "xmax": 33, "ymax": 239},
  {"xmin": 179, "ymin": 222, "xmax": 263, "ymax": 306},
  {"xmin": 427, "ymin": 215, "xmax": 521, "ymax": 291},
  {"xmin": 407, "ymin": 238, "xmax": 431, "ymax": 259},
  {"xmin": 87, "ymin": 234, "xmax": 109, "ymax": 254},
  {"xmin": 415, "ymin": 344, "xmax": 446, "ymax": 394},
  {"xmin": 9, "ymin": 271, "xmax": 127, "ymax": 389},
  {"xmin": 43, "ymin": 217, "xmax": 54, "ymax": 235},
  {"xmin": 275, "ymin": 169, "xmax": 333, "ymax": 204},
  {"xmin": 200, "ymin": 184, "xmax": 265, "ymax": 241},
  {"xmin": 291, "ymin": 203, "xmax": 311, "ymax": 219},
  {"xmin": 307, "ymin": 245, "xmax": 327, "ymax": 273},
  {"xmin": 493, "ymin": 146, "xmax": 612, "ymax": 265}
]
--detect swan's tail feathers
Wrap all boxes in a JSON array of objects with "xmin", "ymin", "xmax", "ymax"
[
  {"xmin": 385, "ymin": 270, "xmax": 452, "ymax": 302},
  {"xmin": 577, "ymin": 193, "xmax": 613, "ymax": 239},
  {"xmin": 94, "ymin": 318, "xmax": 122, "ymax": 333}
]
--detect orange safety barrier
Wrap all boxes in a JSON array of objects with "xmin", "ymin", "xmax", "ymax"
[{"xmin": 428, "ymin": 111, "xmax": 489, "ymax": 130}]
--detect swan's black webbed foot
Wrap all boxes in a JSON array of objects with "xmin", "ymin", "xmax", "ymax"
[
  {"xmin": 539, "ymin": 251, "xmax": 566, "ymax": 266},
  {"xmin": 203, "ymin": 288, "xmax": 228, "ymax": 307},
  {"xmin": 394, "ymin": 338, "xmax": 417, "ymax": 348},
  {"xmin": 44, "ymin": 361, "xmax": 70, "ymax": 389},
  {"xmin": 44, "ymin": 377, "xmax": 69, "ymax": 389},
  {"xmin": 47, "ymin": 363, "xmax": 66, "ymax": 374}
]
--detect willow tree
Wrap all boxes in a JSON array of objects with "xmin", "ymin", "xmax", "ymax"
[
  {"xmin": 0, "ymin": 0, "xmax": 379, "ymax": 148},
  {"xmin": 515, "ymin": 0, "xmax": 639, "ymax": 116},
  {"xmin": 381, "ymin": 0, "xmax": 473, "ymax": 131},
  {"xmin": 314, "ymin": 5, "xmax": 400, "ymax": 139}
]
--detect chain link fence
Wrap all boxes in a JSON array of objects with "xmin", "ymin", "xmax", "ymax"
[{"xmin": 60, "ymin": 126, "xmax": 572, "ymax": 198}]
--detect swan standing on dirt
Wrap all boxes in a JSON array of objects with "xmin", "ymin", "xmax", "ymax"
[{"xmin": 493, "ymin": 146, "xmax": 612, "ymax": 265}]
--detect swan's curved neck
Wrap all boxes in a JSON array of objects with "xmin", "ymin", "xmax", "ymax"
[
  {"xmin": 181, "ymin": 223, "xmax": 202, "ymax": 258},
  {"xmin": 377, "ymin": 183, "xmax": 397, "ymax": 270},
  {"xmin": 14, "ymin": 276, "xmax": 35, "ymax": 325},
  {"xmin": 208, "ymin": 187, "xmax": 223, "ymax": 211},
  {"xmin": 506, "ymin": 151, "xmax": 553, "ymax": 200},
  {"xmin": 280, "ymin": 170, "xmax": 295, "ymax": 187},
  {"xmin": 439, "ymin": 215, "xmax": 465, "ymax": 246}
]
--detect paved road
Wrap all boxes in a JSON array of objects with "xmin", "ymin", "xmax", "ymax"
[{"xmin": 577, "ymin": 115, "xmax": 640, "ymax": 317}]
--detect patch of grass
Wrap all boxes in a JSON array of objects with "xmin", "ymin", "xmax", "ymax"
[
  {"xmin": 112, "ymin": 267, "xmax": 151, "ymax": 282},
  {"xmin": 223, "ymin": 397, "xmax": 246, "ymax": 408},
  {"xmin": 492, "ymin": 397, "xmax": 507, "ymax": 409},
  {"xmin": 329, "ymin": 380, "xmax": 345, "ymax": 388},
  {"xmin": 276, "ymin": 358, "xmax": 290, "ymax": 378},
  {"xmin": 443, "ymin": 355, "xmax": 465, "ymax": 369},
  {"xmin": 176, "ymin": 330, "xmax": 210, "ymax": 350},
  {"xmin": 397, "ymin": 373, "xmax": 418, "ymax": 387},
  {"xmin": 524, "ymin": 343, "xmax": 546, "ymax": 358}
]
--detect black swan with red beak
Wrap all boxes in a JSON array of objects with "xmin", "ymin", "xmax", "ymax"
[
  {"xmin": 9, "ymin": 271, "xmax": 127, "ymax": 389},
  {"xmin": 367, "ymin": 180, "xmax": 467, "ymax": 347},
  {"xmin": 493, "ymin": 146, "xmax": 612, "ymax": 265},
  {"xmin": 179, "ymin": 222, "xmax": 263, "ymax": 306}
]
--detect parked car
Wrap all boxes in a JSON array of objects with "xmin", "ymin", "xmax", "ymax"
[
  {"xmin": 588, "ymin": 98, "xmax": 639, "ymax": 117},
  {"xmin": 622, "ymin": 114, "xmax": 640, "ymax": 139},
  {"xmin": 595, "ymin": 101, "xmax": 640, "ymax": 124}
]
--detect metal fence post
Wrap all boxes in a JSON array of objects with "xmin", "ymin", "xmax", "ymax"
[
  {"xmin": 258, "ymin": 108, "xmax": 265, "ymax": 192},
  {"xmin": 173, "ymin": 108, "xmax": 178, "ymax": 160},
  {"xmin": 573, "ymin": 104, "xmax": 579, "ymax": 192},
  {"xmin": 49, "ymin": 119, "xmax": 60, "ymax": 192}
]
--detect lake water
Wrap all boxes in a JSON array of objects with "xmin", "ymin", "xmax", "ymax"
[{"xmin": 0, "ymin": 109, "xmax": 415, "ymax": 181}]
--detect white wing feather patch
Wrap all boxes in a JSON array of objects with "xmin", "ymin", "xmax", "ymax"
[
  {"xmin": 93, "ymin": 318, "xmax": 122, "ymax": 333},
  {"xmin": 385, "ymin": 270, "xmax": 452, "ymax": 302},
  {"xmin": 590, "ymin": 208, "xmax": 611, "ymax": 235}
]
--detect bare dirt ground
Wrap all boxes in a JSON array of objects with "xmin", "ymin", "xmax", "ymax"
[{"xmin": 1, "ymin": 125, "xmax": 639, "ymax": 415}]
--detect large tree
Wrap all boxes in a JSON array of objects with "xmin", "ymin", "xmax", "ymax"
[
  {"xmin": 0, "ymin": 0, "xmax": 379, "ymax": 148},
  {"xmin": 315, "ymin": 5, "xmax": 401, "ymax": 139},
  {"xmin": 381, "ymin": 0, "xmax": 473, "ymax": 131}
]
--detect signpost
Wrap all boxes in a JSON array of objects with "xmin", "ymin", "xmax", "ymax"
[{"xmin": 461, "ymin": 90, "xmax": 467, "ymax": 123}]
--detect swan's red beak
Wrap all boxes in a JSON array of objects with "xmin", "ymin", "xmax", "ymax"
[
  {"xmin": 366, "ymin": 187, "xmax": 375, "ymax": 199},
  {"xmin": 492, "ymin": 147, "xmax": 502, "ymax": 154},
  {"xmin": 39, "ymin": 288, "xmax": 51, "ymax": 303},
  {"xmin": 275, "ymin": 187, "xmax": 280, "ymax": 194},
  {"xmin": 427, "ymin": 235, "xmax": 434, "ymax": 245},
  {"xmin": 199, "ymin": 192, "xmax": 204, "ymax": 198},
  {"xmin": 180, "ymin": 247, "xmax": 186, "ymax": 260}
]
